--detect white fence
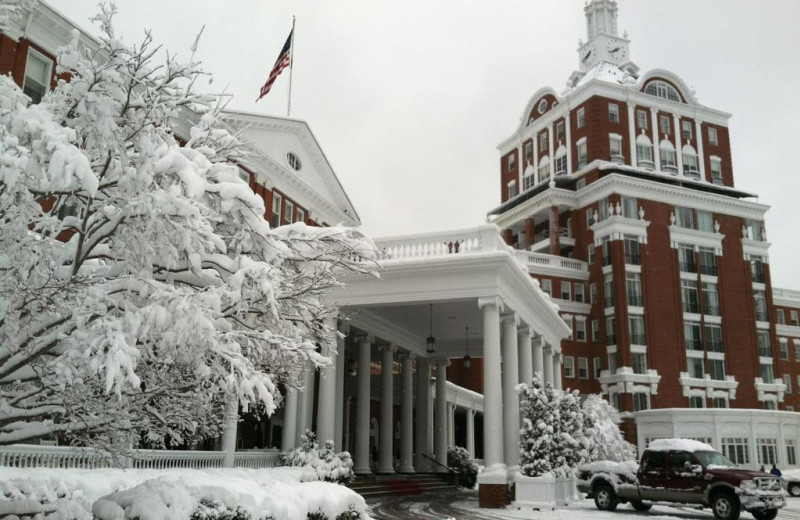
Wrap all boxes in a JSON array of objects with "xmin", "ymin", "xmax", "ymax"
[
  {"xmin": 373, "ymin": 225, "xmax": 507, "ymax": 262},
  {"xmin": 0, "ymin": 444, "xmax": 282, "ymax": 470}
]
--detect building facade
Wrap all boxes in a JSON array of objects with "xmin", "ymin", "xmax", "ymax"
[{"xmin": 488, "ymin": 0, "xmax": 800, "ymax": 465}]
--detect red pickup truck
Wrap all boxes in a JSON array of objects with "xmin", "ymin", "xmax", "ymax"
[{"xmin": 576, "ymin": 439, "xmax": 785, "ymax": 520}]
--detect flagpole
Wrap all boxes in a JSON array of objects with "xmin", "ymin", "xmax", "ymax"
[{"xmin": 287, "ymin": 15, "xmax": 296, "ymax": 117}]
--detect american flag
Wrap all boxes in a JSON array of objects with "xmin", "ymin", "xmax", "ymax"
[{"xmin": 257, "ymin": 28, "xmax": 293, "ymax": 102}]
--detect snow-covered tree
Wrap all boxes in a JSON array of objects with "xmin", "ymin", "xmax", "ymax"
[
  {"xmin": 557, "ymin": 388, "xmax": 590, "ymax": 471},
  {"xmin": 0, "ymin": 5, "xmax": 375, "ymax": 450},
  {"xmin": 582, "ymin": 394, "xmax": 637, "ymax": 462},
  {"xmin": 518, "ymin": 376, "xmax": 554, "ymax": 477}
]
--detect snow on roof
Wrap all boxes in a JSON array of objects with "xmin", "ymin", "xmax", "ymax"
[
  {"xmin": 648, "ymin": 438, "xmax": 715, "ymax": 453},
  {"xmin": 573, "ymin": 61, "xmax": 636, "ymax": 90}
]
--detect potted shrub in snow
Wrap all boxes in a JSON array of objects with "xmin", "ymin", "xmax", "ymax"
[{"xmin": 514, "ymin": 377, "xmax": 558, "ymax": 509}]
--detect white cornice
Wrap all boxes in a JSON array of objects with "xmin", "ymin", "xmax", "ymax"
[
  {"xmin": 668, "ymin": 226, "xmax": 724, "ymax": 254},
  {"xmin": 591, "ymin": 215, "xmax": 649, "ymax": 244},
  {"xmin": 10, "ymin": 2, "xmax": 101, "ymax": 57}
]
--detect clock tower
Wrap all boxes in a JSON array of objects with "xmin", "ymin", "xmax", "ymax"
[{"xmin": 575, "ymin": 0, "xmax": 636, "ymax": 76}]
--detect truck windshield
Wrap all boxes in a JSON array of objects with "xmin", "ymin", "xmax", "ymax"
[{"xmin": 694, "ymin": 450, "xmax": 737, "ymax": 468}]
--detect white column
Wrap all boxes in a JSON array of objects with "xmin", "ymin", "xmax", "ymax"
[
  {"xmin": 553, "ymin": 352, "xmax": 563, "ymax": 390},
  {"xmin": 466, "ymin": 408, "xmax": 476, "ymax": 458},
  {"xmin": 316, "ymin": 319, "xmax": 338, "ymax": 444},
  {"xmin": 501, "ymin": 313, "xmax": 520, "ymax": 468},
  {"xmin": 532, "ymin": 334, "xmax": 544, "ymax": 380},
  {"xmin": 650, "ymin": 108, "xmax": 661, "ymax": 171},
  {"xmin": 673, "ymin": 114, "xmax": 684, "ymax": 174},
  {"xmin": 434, "ymin": 358, "xmax": 449, "ymax": 471},
  {"xmin": 627, "ymin": 102, "xmax": 637, "ymax": 164},
  {"xmin": 543, "ymin": 345, "xmax": 554, "ymax": 385},
  {"xmin": 565, "ymin": 110, "xmax": 573, "ymax": 174},
  {"xmin": 399, "ymin": 352, "xmax": 415, "ymax": 473},
  {"xmin": 379, "ymin": 344, "xmax": 396, "ymax": 473},
  {"xmin": 355, "ymin": 334, "xmax": 373, "ymax": 474},
  {"xmin": 415, "ymin": 357, "xmax": 431, "ymax": 471},
  {"xmin": 548, "ymin": 123, "xmax": 555, "ymax": 168},
  {"xmin": 518, "ymin": 326, "xmax": 533, "ymax": 386},
  {"xmin": 479, "ymin": 296, "xmax": 504, "ymax": 469},
  {"xmin": 447, "ymin": 402, "xmax": 455, "ymax": 447},
  {"xmin": 334, "ymin": 324, "xmax": 348, "ymax": 449},
  {"xmin": 281, "ymin": 387, "xmax": 298, "ymax": 451},
  {"xmin": 343, "ymin": 396, "xmax": 352, "ymax": 452},
  {"xmin": 695, "ymin": 118, "xmax": 706, "ymax": 179},
  {"xmin": 296, "ymin": 360, "xmax": 315, "ymax": 438},
  {"xmin": 221, "ymin": 395, "xmax": 238, "ymax": 468}
]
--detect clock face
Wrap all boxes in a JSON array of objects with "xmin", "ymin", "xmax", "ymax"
[
  {"xmin": 581, "ymin": 44, "xmax": 596, "ymax": 65},
  {"xmin": 606, "ymin": 40, "xmax": 627, "ymax": 62}
]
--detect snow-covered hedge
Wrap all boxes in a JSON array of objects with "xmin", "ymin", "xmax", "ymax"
[
  {"xmin": 447, "ymin": 447, "xmax": 478, "ymax": 489},
  {"xmin": 0, "ymin": 467, "xmax": 369, "ymax": 520},
  {"xmin": 281, "ymin": 431, "xmax": 355, "ymax": 486}
]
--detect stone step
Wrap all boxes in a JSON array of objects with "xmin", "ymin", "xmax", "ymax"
[{"xmin": 349, "ymin": 472, "xmax": 456, "ymax": 497}]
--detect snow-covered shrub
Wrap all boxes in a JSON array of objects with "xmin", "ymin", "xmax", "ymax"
[
  {"xmin": 447, "ymin": 446, "xmax": 478, "ymax": 488},
  {"xmin": 519, "ymin": 376, "xmax": 555, "ymax": 477},
  {"xmin": 558, "ymin": 389, "xmax": 591, "ymax": 470},
  {"xmin": 582, "ymin": 394, "xmax": 636, "ymax": 462},
  {"xmin": 191, "ymin": 499, "xmax": 255, "ymax": 520},
  {"xmin": 281, "ymin": 431, "xmax": 355, "ymax": 486}
]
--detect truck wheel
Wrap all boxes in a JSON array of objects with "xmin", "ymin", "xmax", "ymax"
[
  {"xmin": 631, "ymin": 500, "xmax": 652, "ymax": 511},
  {"xmin": 789, "ymin": 482, "xmax": 800, "ymax": 497},
  {"xmin": 751, "ymin": 510, "xmax": 778, "ymax": 520},
  {"xmin": 711, "ymin": 491, "xmax": 740, "ymax": 520},
  {"xmin": 594, "ymin": 483, "xmax": 619, "ymax": 512}
]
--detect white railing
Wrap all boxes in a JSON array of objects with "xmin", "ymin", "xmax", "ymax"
[
  {"xmin": 514, "ymin": 251, "xmax": 587, "ymax": 273},
  {"xmin": 373, "ymin": 225, "xmax": 506, "ymax": 262},
  {"xmin": 0, "ymin": 444, "xmax": 281, "ymax": 470}
]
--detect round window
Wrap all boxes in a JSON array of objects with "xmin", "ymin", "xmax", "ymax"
[
  {"xmin": 537, "ymin": 99, "xmax": 548, "ymax": 114},
  {"xmin": 286, "ymin": 152, "xmax": 302, "ymax": 171}
]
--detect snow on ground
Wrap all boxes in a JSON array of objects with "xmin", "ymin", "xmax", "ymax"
[
  {"xmin": 453, "ymin": 497, "xmax": 720, "ymax": 519},
  {"xmin": 0, "ymin": 467, "xmax": 369, "ymax": 520}
]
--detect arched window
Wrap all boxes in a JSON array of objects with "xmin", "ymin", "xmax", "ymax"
[
  {"xmin": 523, "ymin": 164, "xmax": 536, "ymax": 191},
  {"xmin": 636, "ymin": 134, "xmax": 654, "ymax": 169},
  {"xmin": 538, "ymin": 156, "xmax": 551, "ymax": 183},
  {"xmin": 681, "ymin": 144, "xmax": 699, "ymax": 177},
  {"xmin": 659, "ymin": 140, "xmax": 677, "ymax": 174},
  {"xmin": 554, "ymin": 145, "xmax": 568, "ymax": 175},
  {"xmin": 644, "ymin": 80, "xmax": 681, "ymax": 102}
]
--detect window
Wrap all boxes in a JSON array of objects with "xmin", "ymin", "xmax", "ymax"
[
  {"xmin": 604, "ymin": 273, "xmax": 614, "ymax": 307},
  {"xmin": 745, "ymin": 219, "xmax": 764, "ymax": 241},
  {"xmin": 576, "ymin": 319, "xmax": 587, "ymax": 342},
  {"xmin": 795, "ymin": 340, "xmax": 800, "ymax": 361},
  {"xmin": 659, "ymin": 141, "xmax": 677, "ymax": 172},
  {"xmin": 537, "ymin": 158, "xmax": 551, "ymax": 182},
  {"xmin": 594, "ymin": 356, "xmax": 602, "ymax": 378},
  {"xmin": 697, "ymin": 211, "xmax": 714, "ymax": 232},
  {"xmin": 761, "ymin": 362, "xmax": 774, "ymax": 383},
  {"xmin": 754, "ymin": 290, "xmax": 768, "ymax": 321},
  {"xmin": 682, "ymin": 147, "xmax": 699, "ymax": 176},
  {"xmin": 592, "ymin": 320, "xmax": 600, "ymax": 342},
  {"xmin": 609, "ymin": 135, "xmax": 623, "ymax": 159},
  {"xmin": 577, "ymin": 140, "xmax": 588, "ymax": 167},
  {"xmin": 632, "ymin": 352, "xmax": 648, "ymax": 374},
  {"xmin": 575, "ymin": 283, "xmax": 585, "ymax": 303},
  {"xmin": 23, "ymin": 50, "xmax": 51, "ymax": 104},
  {"xmin": 606, "ymin": 316, "xmax": 616, "ymax": 346},
  {"xmin": 776, "ymin": 309, "xmax": 785, "ymax": 325},
  {"xmin": 788, "ymin": 440, "xmax": 797, "ymax": 466},
  {"xmin": 564, "ymin": 356, "xmax": 575, "ymax": 378},
  {"xmin": 636, "ymin": 135, "xmax": 654, "ymax": 167},
  {"xmin": 560, "ymin": 281, "xmax": 571, "ymax": 300},
  {"xmin": 507, "ymin": 180, "xmax": 518, "ymax": 199},
  {"xmin": 556, "ymin": 121, "xmax": 565, "ymax": 142},
  {"xmin": 722, "ymin": 438, "xmax": 750, "ymax": 465},
  {"xmin": 636, "ymin": 109, "xmax": 647, "ymax": 129},
  {"xmin": 688, "ymin": 357, "xmax": 704, "ymax": 379},
  {"xmin": 781, "ymin": 342, "xmax": 790, "ymax": 361},
  {"xmin": 689, "ymin": 395, "xmax": 704, "ymax": 408},
  {"xmin": 705, "ymin": 324, "xmax": 723, "ymax": 352},
  {"xmin": 629, "ymin": 316, "xmax": 646, "ymax": 345},
  {"xmin": 578, "ymin": 357, "xmax": 589, "ymax": 379},
  {"xmin": 675, "ymin": 206, "xmax": 695, "ymax": 229},
  {"xmin": 538, "ymin": 99, "xmax": 548, "ymax": 113},
  {"xmin": 577, "ymin": 107, "xmax": 586, "ymax": 129},
  {"xmin": 601, "ymin": 238, "xmax": 612, "ymax": 267},
  {"xmin": 645, "ymin": 80, "xmax": 681, "ymax": 102},
  {"xmin": 682, "ymin": 120, "xmax": 693, "ymax": 140},
  {"xmin": 508, "ymin": 153, "xmax": 516, "ymax": 172},
  {"xmin": 685, "ymin": 322, "xmax": 702, "ymax": 351},
  {"xmin": 286, "ymin": 152, "xmax": 302, "ymax": 171},
  {"xmin": 708, "ymin": 127, "xmax": 719, "ymax": 146},
  {"xmin": 626, "ymin": 271, "xmax": 643, "ymax": 306},
  {"xmin": 540, "ymin": 279, "xmax": 552, "ymax": 296},
  {"xmin": 296, "ymin": 207, "xmax": 305, "ymax": 223},
  {"xmin": 698, "ymin": 247, "xmax": 716, "ymax": 276},
  {"xmin": 284, "ymin": 199, "xmax": 294, "ymax": 223},
  {"xmin": 659, "ymin": 114, "xmax": 671, "ymax": 135},
  {"xmin": 681, "ymin": 279, "xmax": 699, "ymax": 313},
  {"xmin": 758, "ymin": 331, "xmax": 772, "ymax": 358},
  {"xmin": 757, "ymin": 438, "xmax": 778, "ymax": 466},
  {"xmin": 524, "ymin": 142, "xmax": 533, "ymax": 164},
  {"xmin": 708, "ymin": 359, "xmax": 726, "ymax": 381},
  {"xmin": 608, "ymin": 103, "xmax": 619, "ymax": 123},
  {"xmin": 633, "ymin": 392, "xmax": 649, "ymax": 411},
  {"xmin": 590, "ymin": 283, "xmax": 597, "ymax": 304},
  {"xmin": 610, "ymin": 391, "xmax": 620, "ymax": 410},
  {"xmin": 539, "ymin": 131, "xmax": 548, "ymax": 153},
  {"xmin": 271, "ymin": 192, "xmax": 282, "ymax": 228},
  {"xmin": 763, "ymin": 401, "xmax": 776, "ymax": 410},
  {"xmin": 624, "ymin": 236, "xmax": 641, "ymax": 266},
  {"xmin": 599, "ymin": 198, "xmax": 611, "ymax": 220},
  {"xmin": 555, "ymin": 153, "xmax": 568, "ymax": 175},
  {"xmin": 712, "ymin": 397, "xmax": 728, "ymax": 408},
  {"xmin": 792, "ymin": 310, "xmax": 799, "ymax": 326},
  {"xmin": 710, "ymin": 157, "xmax": 723, "ymax": 184},
  {"xmin": 588, "ymin": 244, "xmax": 596, "ymax": 265},
  {"xmin": 563, "ymin": 315, "xmax": 573, "ymax": 337},
  {"xmin": 621, "ymin": 196, "xmax": 638, "ymax": 219},
  {"xmin": 702, "ymin": 282, "xmax": 720, "ymax": 316},
  {"xmin": 784, "ymin": 374, "xmax": 793, "ymax": 393}
]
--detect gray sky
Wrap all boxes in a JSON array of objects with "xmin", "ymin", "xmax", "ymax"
[{"xmin": 48, "ymin": 0, "xmax": 800, "ymax": 289}]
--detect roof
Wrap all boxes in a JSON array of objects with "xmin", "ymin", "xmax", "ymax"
[{"xmin": 648, "ymin": 438, "xmax": 715, "ymax": 453}]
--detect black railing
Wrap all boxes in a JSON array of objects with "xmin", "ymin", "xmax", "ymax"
[
  {"xmin": 707, "ymin": 341, "xmax": 725, "ymax": 353},
  {"xmin": 679, "ymin": 261, "xmax": 697, "ymax": 273},
  {"xmin": 705, "ymin": 305, "xmax": 721, "ymax": 317},
  {"xmin": 630, "ymin": 334, "xmax": 647, "ymax": 345},
  {"xmin": 625, "ymin": 254, "xmax": 642, "ymax": 265},
  {"xmin": 700, "ymin": 264, "xmax": 718, "ymax": 276},
  {"xmin": 605, "ymin": 297, "xmax": 615, "ymax": 308},
  {"xmin": 602, "ymin": 255, "xmax": 613, "ymax": 266},
  {"xmin": 755, "ymin": 310, "xmax": 769, "ymax": 321},
  {"xmin": 759, "ymin": 347, "xmax": 772, "ymax": 358},
  {"xmin": 627, "ymin": 294, "xmax": 643, "ymax": 307},
  {"xmin": 683, "ymin": 302, "xmax": 700, "ymax": 313},
  {"xmin": 606, "ymin": 335, "xmax": 617, "ymax": 346},
  {"xmin": 752, "ymin": 272, "xmax": 766, "ymax": 283},
  {"xmin": 422, "ymin": 453, "xmax": 459, "ymax": 475},
  {"xmin": 686, "ymin": 339, "xmax": 703, "ymax": 351}
]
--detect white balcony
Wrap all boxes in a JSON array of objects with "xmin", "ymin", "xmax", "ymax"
[
  {"xmin": 598, "ymin": 367, "xmax": 660, "ymax": 395},
  {"xmin": 678, "ymin": 373, "xmax": 738, "ymax": 400}
]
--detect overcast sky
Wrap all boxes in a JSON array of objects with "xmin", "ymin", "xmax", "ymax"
[{"xmin": 48, "ymin": 0, "xmax": 800, "ymax": 289}]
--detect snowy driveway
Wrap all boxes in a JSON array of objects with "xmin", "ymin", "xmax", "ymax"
[{"xmin": 366, "ymin": 490, "xmax": 800, "ymax": 520}]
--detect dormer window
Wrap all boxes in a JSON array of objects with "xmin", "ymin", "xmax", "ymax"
[
  {"xmin": 286, "ymin": 152, "xmax": 302, "ymax": 171},
  {"xmin": 644, "ymin": 80, "xmax": 681, "ymax": 103},
  {"xmin": 23, "ymin": 49, "xmax": 51, "ymax": 105}
]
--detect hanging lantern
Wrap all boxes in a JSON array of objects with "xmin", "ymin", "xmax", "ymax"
[
  {"xmin": 463, "ymin": 326, "xmax": 471, "ymax": 369},
  {"xmin": 426, "ymin": 304, "xmax": 436, "ymax": 354}
]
